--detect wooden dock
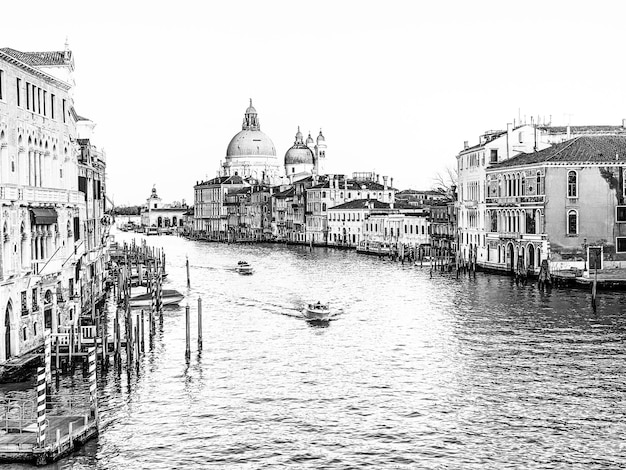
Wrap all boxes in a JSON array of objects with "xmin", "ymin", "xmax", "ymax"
[{"xmin": 0, "ymin": 415, "xmax": 98, "ymax": 465}]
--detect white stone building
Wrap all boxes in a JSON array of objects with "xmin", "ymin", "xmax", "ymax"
[{"xmin": 0, "ymin": 45, "xmax": 107, "ymax": 363}]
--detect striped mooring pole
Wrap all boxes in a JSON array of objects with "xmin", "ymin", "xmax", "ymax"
[
  {"xmin": 36, "ymin": 366, "xmax": 47, "ymax": 447},
  {"xmin": 88, "ymin": 347, "xmax": 98, "ymax": 420},
  {"xmin": 44, "ymin": 329, "xmax": 52, "ymax": 384}
]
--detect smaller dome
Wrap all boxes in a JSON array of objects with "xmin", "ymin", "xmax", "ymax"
[
  {"xmin": 285, "ymin": 146, "xmax": 314, "ymax": 165},
  {"xmin": 317, "ymin": 129, "xmax": 325, "ymax": 143},
  {"xmin": 306, "ymin": 132, "xmax": 314, "ymax": 145}
]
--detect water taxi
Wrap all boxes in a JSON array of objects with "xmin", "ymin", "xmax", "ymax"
[
  {"xmin": 236, "ymin": 261, "xmax": 254, "ymax": 275},
  {"xmin": 303, "ymin": 302, "xmax": 331, "ymax": 321}
]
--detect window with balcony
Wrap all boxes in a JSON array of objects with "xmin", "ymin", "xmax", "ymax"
[{"xmin": 567, "ymin": 170, "xmax": 578, "ymax": 198}]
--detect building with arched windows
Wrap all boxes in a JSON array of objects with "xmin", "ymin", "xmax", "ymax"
[
  {"xmin": 485, "ymin": 135, "xmax": 626, "ymax": 274},
  {"xmin": 140, "ymin": 186, "xmax": 187, "ymax": 233},
  {"xmin": 457, "ymin": 120, "xmax": 626, "ymax": 275},
  {"xmin": 0, "ymin": 45, "xmax": 108, "ymax": 366}
]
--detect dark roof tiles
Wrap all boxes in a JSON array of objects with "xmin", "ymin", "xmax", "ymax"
[
  {"xmin": 0, "ymin": 48, "xmax": 71, "ymax": 66},
  {"xmin": 495, "ymin": 136, "xmax": 626, "ymax": 168}
]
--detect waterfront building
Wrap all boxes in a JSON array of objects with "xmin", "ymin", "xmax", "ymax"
[
  {"xmin": 193, "ymin": 175, "xmax": 247, "ymax": 239},
  {"xmin": 76, "ymin": 115, "xmax": 108, "ymax": 313},
  {"xmin": 222, "ymin": 100, "xmax": 281, "ymax": 183},
  {"xmin": 327, "ymin": 199, "xmax": 389, "ymax": 248},
  {"xmin": 140, "ymin": 186, "xmax": 187, "ymax": 231},
  {"xmin": 455, "ymin": 120, "xmax": 626, "ymax": 268},
  {"xmin": 305, "ymin": 173, "xmax": 396, "ymax": 245},
  {"xmin": 429, "ymin": 199, "xmax": 457, "ymax": 256},
  {"xmin": 361, "ymin": 206, "xmax": 430, "ymax": 255},
  {"xmin": 249, "ymin": 185, "xmax": 271, "ymax": 241},
  {"xmin": 225, "ymin": 186, "xmax": 252, "ymax": 242},
  {"xmin": 0, "ymin": 45, "xmax": 107, "ymax": 362},
  {"xmin": 484, "ymin": 135, "xmax": 626, "ymax": 274},
  {"xmin": 271, "ymin": 186, "xmax": 294, "ymax": 241}
]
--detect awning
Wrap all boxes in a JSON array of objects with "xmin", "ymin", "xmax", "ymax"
[{"xmin": 30, "ymin": 208, "xmax": 58, "ymax": 225}]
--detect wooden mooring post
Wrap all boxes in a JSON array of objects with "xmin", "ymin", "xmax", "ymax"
[
  {"xmin": 185, "ymin": 305, "xmax": 191, "ymax": 359},
  {"xmin": 198, "ymin": 297, "xmax": 203, "ymax": 351}
]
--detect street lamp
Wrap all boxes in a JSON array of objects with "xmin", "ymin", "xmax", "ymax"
[{"xmin": 582, "ymin": 237, "xmax": 588, "ymax": 271}]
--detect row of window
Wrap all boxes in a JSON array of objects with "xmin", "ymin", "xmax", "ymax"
[{"xmin": 11, "ymin": 76, "xmax": 67, "ymax": 122}]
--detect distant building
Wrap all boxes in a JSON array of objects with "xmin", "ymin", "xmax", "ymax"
[
  {"xmin": 361, "ymin": 206, "xmax": 430, "ymax": 255},
  {"xmin": 222, "ymin": 100, "xmax": 281, "ymax": 183},
  {"xmin": 327, "ymin": 199, "xmax": 390, "ymax": 248},
  {"xmin": 140, "ymin": 186, "xmax": 187, "ymax": 231},
  {"xmin": 305, "ymin": 174, "xmax": 396, "ymax": 245},
  {"xmin": 396, "ymin": 189, "xmax": 446, "ymax": 206},
  {"xmin": 193, "ymin": 175, "xmax": 246, "ymax": 239}
]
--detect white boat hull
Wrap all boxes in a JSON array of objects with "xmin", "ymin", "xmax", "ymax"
[
  {"xmin": 128, "ymin": 290, "xmax": 184, "ymax": 308},
  {"xmin": 303, "ymin": 305, "xmax": 331, "ymax": 321}
]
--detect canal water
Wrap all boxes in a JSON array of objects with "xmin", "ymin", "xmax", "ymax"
[{"xmin": 15, "ymin": 231, "xmax": 626, "ymax": 468}]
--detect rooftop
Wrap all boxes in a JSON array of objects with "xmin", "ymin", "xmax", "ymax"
[
  {"xmin": 494, "ymin": 135, "xmax": 626, "ymax": 168},
  {"xmin": 0, "ymin": 47, "xmax": 72, "ymax": 67}
]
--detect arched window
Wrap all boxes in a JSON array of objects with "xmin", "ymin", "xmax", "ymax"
[
  {"xmin": 567, "ymin": 210, "xmax": 578, "ymax": 235},
  {"xmin": 536, "ymin": 171, "xmax": 543, "ymax": 195},
  {"xmin": 567, "ymin": 170, "xmax": 577, "ymax": 198}
]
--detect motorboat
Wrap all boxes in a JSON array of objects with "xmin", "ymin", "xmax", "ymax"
[
  {"xmin": 303, "ymin": 302, "xmax": 331, "ymax": 321},
  {"xmin": 236, "ymin": 261, "xmax": 254, "ymax": 275},
  {"xmin": 128, "ymin": 289, "xmax": 184, "ymax": 308}
]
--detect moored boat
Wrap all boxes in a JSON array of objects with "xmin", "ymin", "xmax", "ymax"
[
  {"xmin": 129, "ymin": 289, "xmax": 184, "ymax": 308},
  {"xmin": 303, "ymin": 302, "xmax": 331, "ymax": 321}
]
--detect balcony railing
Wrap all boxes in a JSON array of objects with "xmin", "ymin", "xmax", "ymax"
[
  {"xmin": 486, "ymin": 195, "xmax": 545, "ymax": 205},
  {"xmin": 0, "ymin": 185, "xmax": 83, "ymax": 204}
]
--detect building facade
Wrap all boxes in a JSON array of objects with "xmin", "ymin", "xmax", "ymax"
[
  {"xmin": 484, "ymin": 135, "xmax": 626, "ymax": 274},
  {"xmin": 140, "ymin": 186, "xmax": 187, "ymax": 231},
  {"xmin": 0, "ymin": 46, "xmax": 107, "ymax": 363}
]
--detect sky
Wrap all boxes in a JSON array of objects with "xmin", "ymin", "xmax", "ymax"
[{"xmin": 2, "ymin": 0, "xmax": 626, "ymax": 206}]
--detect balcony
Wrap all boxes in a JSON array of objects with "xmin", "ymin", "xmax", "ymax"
[
  {"xmin": 486, "ymin": 195, "xmax": 545, "ymax": 205},
  {"xmin": 496, "ymin": 231, "xmax": 521, "ymax": 240},
  {"xmin": 0, "ymin": 185, "xmax": 83, "ymax": 205}
]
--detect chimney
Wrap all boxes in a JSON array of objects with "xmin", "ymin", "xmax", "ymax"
[
  {"xmin": 463, "ymin": 140, "xmax": 469, "ymax": 149},
  {"xmin": 566, "ymin": 125, "xmax": 571, "ymax": 139},
  {"xmin": 506, "ymin": 123, "xmax": 513, "ymax": 159},
  {"xmin": 622, "ymin": 118, "xmax": 626, "ymax": 128},
  {"xmin": 376, "ymin": 174, "xmax": 380, "ymax": 183},
  {"xmin": 390, "ymin": 177, "xmax": 394, "ymax": 189}
]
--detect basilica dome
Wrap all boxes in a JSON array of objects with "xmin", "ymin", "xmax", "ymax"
[
  {"xmin": 227, "ymin": 129, "xmax": 276, "ymax": 157},
  {"xmin": 285, "ymin": 146, "xmax": 314, "ymax": 165},
  {"xmin": 225, "ymin": 99, "xmax": 276, "ymax": 157},
  {"xmin": 285, "ymin": 126, "xmax": 314, "ymax": 165}
]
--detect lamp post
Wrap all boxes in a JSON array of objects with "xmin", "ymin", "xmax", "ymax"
[{"xmin": 583, "ymin": 237, "xmax": 588, "ymax": 271}]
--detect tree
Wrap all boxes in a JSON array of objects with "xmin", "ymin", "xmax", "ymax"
[{"xmin": 432, "ymin": 165, "xmax": 458, "ymax": 195}]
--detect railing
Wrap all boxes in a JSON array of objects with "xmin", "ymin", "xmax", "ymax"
[
  {"xmin": 0, "ymin": 184, "xmax": 83, "ymax": 204},
  {"xmin": 0, "ymin": 398, "xmax": 36, "ymax": 434},
  {"xmin": 486, "ymin": 195, "xmax": 545, "ymax": 205}
]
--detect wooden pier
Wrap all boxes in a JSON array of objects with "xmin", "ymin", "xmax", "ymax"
[{"xmin": 0, "ymin": 239, "xmax": 174, "ymax": 466}]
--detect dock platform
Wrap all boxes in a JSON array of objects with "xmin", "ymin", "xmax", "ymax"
[{"xmin": 0, "ymin": 415, "xmax": 98, "ymax": 465}]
